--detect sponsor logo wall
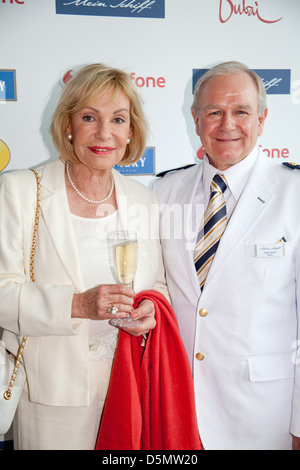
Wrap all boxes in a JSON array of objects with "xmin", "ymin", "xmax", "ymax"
[
  {"xmin": 1, "ymin": 0, "xmax": 300, "ymax": 447},
  {"xmin": 1, "ymin": 0, "xmax": 300, "ymax": 181}
]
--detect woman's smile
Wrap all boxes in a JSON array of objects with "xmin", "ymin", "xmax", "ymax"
[{"xmin": 88, "ymin": 146, "xmax": 115, "ymax": 155}]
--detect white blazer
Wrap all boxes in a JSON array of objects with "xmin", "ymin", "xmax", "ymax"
[
  {"xmin": 0, "ymin": 158, "xmax": 166, "ymax": 407},
  {"xmin": 154, "ymin": 149, "xmax": 300, "ymax": 450}
]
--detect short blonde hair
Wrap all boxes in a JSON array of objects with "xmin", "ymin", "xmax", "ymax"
[{"xmin": 50, "ymin": 63, "xmax": 148, "ymax": 165}]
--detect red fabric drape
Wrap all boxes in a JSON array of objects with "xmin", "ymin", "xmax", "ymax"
[{"xmin": 95, "ymin": 290, "xmax": 202, "ymax": 450}]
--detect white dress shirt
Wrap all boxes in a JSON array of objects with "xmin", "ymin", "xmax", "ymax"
[{"xmin": 193, "ymin": 146, "xmax": 259, "ymax": 243}]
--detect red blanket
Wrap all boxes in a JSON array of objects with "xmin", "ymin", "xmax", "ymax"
[{"xmin": 95, "ymin": 290, "xmax": 202, "ymax": 450}]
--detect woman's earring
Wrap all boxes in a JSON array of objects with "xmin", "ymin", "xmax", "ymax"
[
  {"xmin": 127, "ymin": 138, "xmax": 131, "ymax": 144},
  {"xmin": 67, "ymin": 134, "xmax": 73, "ymax": 141}
]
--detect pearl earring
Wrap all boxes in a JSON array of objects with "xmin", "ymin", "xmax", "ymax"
[
  {"xmin": 67, "ymin": 134, "xmax": 72, "ymax": 141},
  {"xmin": 127, "ymin": 138, "xmax": 131, "ymax": 144}
]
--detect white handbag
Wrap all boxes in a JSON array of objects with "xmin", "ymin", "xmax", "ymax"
[
  {"xmin": 0, "ymin": 338, "xmax": 27, "ymax": 434},
  {"xmin": 0, "ymin": 169, "xmax": 40, "ymax": 435}
]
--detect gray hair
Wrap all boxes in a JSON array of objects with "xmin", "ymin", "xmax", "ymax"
[{"xmin": 191, "ymin": 61, "xmax": 267, "ymax": 116}]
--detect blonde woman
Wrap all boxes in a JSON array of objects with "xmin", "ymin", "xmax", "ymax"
[{"xmin": 0, "ymin": 64, "xmax": 167, "ymax": 450}]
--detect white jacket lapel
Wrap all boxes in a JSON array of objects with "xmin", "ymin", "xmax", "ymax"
[
  {"xmin": 176, "ymin": 164, "xmax": 204, "ymax": 297},
  {"xmin": 204, "ymin": 153, "xmax": 277, "ymax": 287},
  {"xmin": 38, "ymin": 159, "xmax": 84, "ymax": 292}
]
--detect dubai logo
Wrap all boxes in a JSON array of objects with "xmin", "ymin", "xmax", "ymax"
[
  {"xmin": 0, "ymin": 140, "xmax": 10, "ymax": 172},
  {"xmin": 56, "ymin": 0, "xmax": 165, "ymax": 18},
  {"xmin": 219, "ymin": 0, "xmax": 282, "ymax": 24}
]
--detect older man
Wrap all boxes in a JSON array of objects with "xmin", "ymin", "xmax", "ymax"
[{"xmin": 154, "ymin": 61, "xmax": 300, "ymax": 450}]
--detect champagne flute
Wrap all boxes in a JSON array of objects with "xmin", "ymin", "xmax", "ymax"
[{"xmin": 108, "ymin": 230, "xmax": 141, "ymax": 328}]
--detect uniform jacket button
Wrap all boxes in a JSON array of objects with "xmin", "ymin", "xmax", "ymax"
[
  {"xmin": 199, "ymin": 308, "xmax": 208, "ymax": 317},
  {"xmin": 196, "ymin": 353, "xmax": 205, "ymax": 361}
]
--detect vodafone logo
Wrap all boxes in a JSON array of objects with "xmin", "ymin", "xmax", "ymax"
[
  {"xmin": 61, "ymin": 69, "xmax": 75, "ymax": 85},
  {"xmin": 196, "ymin": 145, "xmax": 290, "ymax": 161},
  {"xmin": 130, "ymin": 72, "xmax": 166, "ymax": 88},
  {"xmin": 59, "ymin": 69, "xmax": 75, "ymax": 87},
  {"xmin": 1, "ymin": 0, "xmax": 25, "ymax": 3},
  {"xmin": 259, "ymin": 145, "xmax": 290, "ymax": 159},
  {"xmin": 60, "ymin": 69, "xmax": 166, "ymax": 89}
]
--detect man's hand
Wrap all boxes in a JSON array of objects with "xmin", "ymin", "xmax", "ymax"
[{"xmin": 293, "ymin": 435, "xmax": 300, "ymax": 450}]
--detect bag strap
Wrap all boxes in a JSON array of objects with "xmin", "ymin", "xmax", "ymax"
[
  {"xmin": 29, "ymin": 169, "xmax": 40, "ymax": 284},
  {"xmin": 3, "ymin": 169, "xmax": 40, "ymax": 400}
]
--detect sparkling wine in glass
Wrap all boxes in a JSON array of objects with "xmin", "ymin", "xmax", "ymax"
[{"xmin": 108, "ymin": 231, "xmax": 141, "ymax": 328}]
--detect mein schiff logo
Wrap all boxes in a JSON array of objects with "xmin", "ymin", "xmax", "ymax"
[
  {"xmin": 56, "ymin": 0, "xmax": 165, "ymax": 18},
  {"xmin": 192, "ymin": 69, "xmax": 291, "ymax": 95}
]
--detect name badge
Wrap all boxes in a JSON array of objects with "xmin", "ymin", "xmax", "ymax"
[{"xmin": 256, "ymin": 243, "xmax": 285, "ymax": 258}]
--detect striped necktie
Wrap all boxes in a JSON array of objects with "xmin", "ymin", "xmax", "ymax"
[{"xmin": 194, "ymin": 174, "xmax": 227, "ymax": 290}]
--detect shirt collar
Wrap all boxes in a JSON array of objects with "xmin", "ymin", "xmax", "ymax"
[{"xmin": 203, "ymin": 146, "xmax": 259, "ymax": 202}]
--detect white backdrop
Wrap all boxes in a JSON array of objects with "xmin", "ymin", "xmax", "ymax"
[
  {"xmin": 1, "ymin": 0, "xmax": 300, "ymax": 186},
  {"xmin": 1, "ymin": 0, "xmax": 300, "ymax": 448}
]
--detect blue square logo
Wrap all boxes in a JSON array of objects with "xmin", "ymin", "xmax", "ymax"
[
  {"xmin": 115, "ymin": 147, "xmax": 155, "ymax": 175},
  {"xmin": 0, "ymin": 70, "xmax": 17, "ymax": 101}
]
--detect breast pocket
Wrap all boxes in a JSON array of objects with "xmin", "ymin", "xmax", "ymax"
[{"xmin": 248, "ymin": 353, "xmax": 295, "ymax": 382}]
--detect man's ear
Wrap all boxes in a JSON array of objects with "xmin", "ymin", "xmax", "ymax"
[
  {"xmin": 258, "ymin": 108, "xmax": 268, "ymax": 137},
  {"xmin": 191, "ymin": 111, "xmax": 200, "ymax": 137}
]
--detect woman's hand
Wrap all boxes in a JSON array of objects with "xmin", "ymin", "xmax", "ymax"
[
  {"xmin": 120, "ymin": 299, "xmax": 156, "ymax": 337},
  {"xmin": 72, "ymin": 287, "xmax": 156, "ymax": 338},
  {"xmin": 72, "ymin": 284, "xmax": 135, "ymax": 321}
]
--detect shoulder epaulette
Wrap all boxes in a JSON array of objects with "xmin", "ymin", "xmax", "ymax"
[
  {"xmin": 282, "ymin": 162, "xmax": 300, "ymax": 170},
  {"xmin": 156, "ymin": 164, "xmax": 196, "ymax": 178}
]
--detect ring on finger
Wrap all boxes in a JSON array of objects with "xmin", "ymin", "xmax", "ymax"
[{"xmin": 107, "ymin": 305, "xmax": 118, "ymax": 315}]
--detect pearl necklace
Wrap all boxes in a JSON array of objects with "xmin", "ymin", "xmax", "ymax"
[{"xmin": 66, "ymin": 163, "xmax": 114, "ymax": 204}]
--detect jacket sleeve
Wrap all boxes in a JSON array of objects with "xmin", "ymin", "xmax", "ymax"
[
  {"xmin": 0, "ymin": 170, "xmax": 78, "ymax": 337},
  {"xmin": 148, "ymin": 188, "xmax": 170, "ymax": 303},
  {"xmin": 290, "ymin": 239, "xmax": 300, "ymax": 438}
]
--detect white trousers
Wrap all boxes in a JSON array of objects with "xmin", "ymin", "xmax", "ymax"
[{"xmin": 13, "ymin": 359, "xmax": 113, "ymax": 450}]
